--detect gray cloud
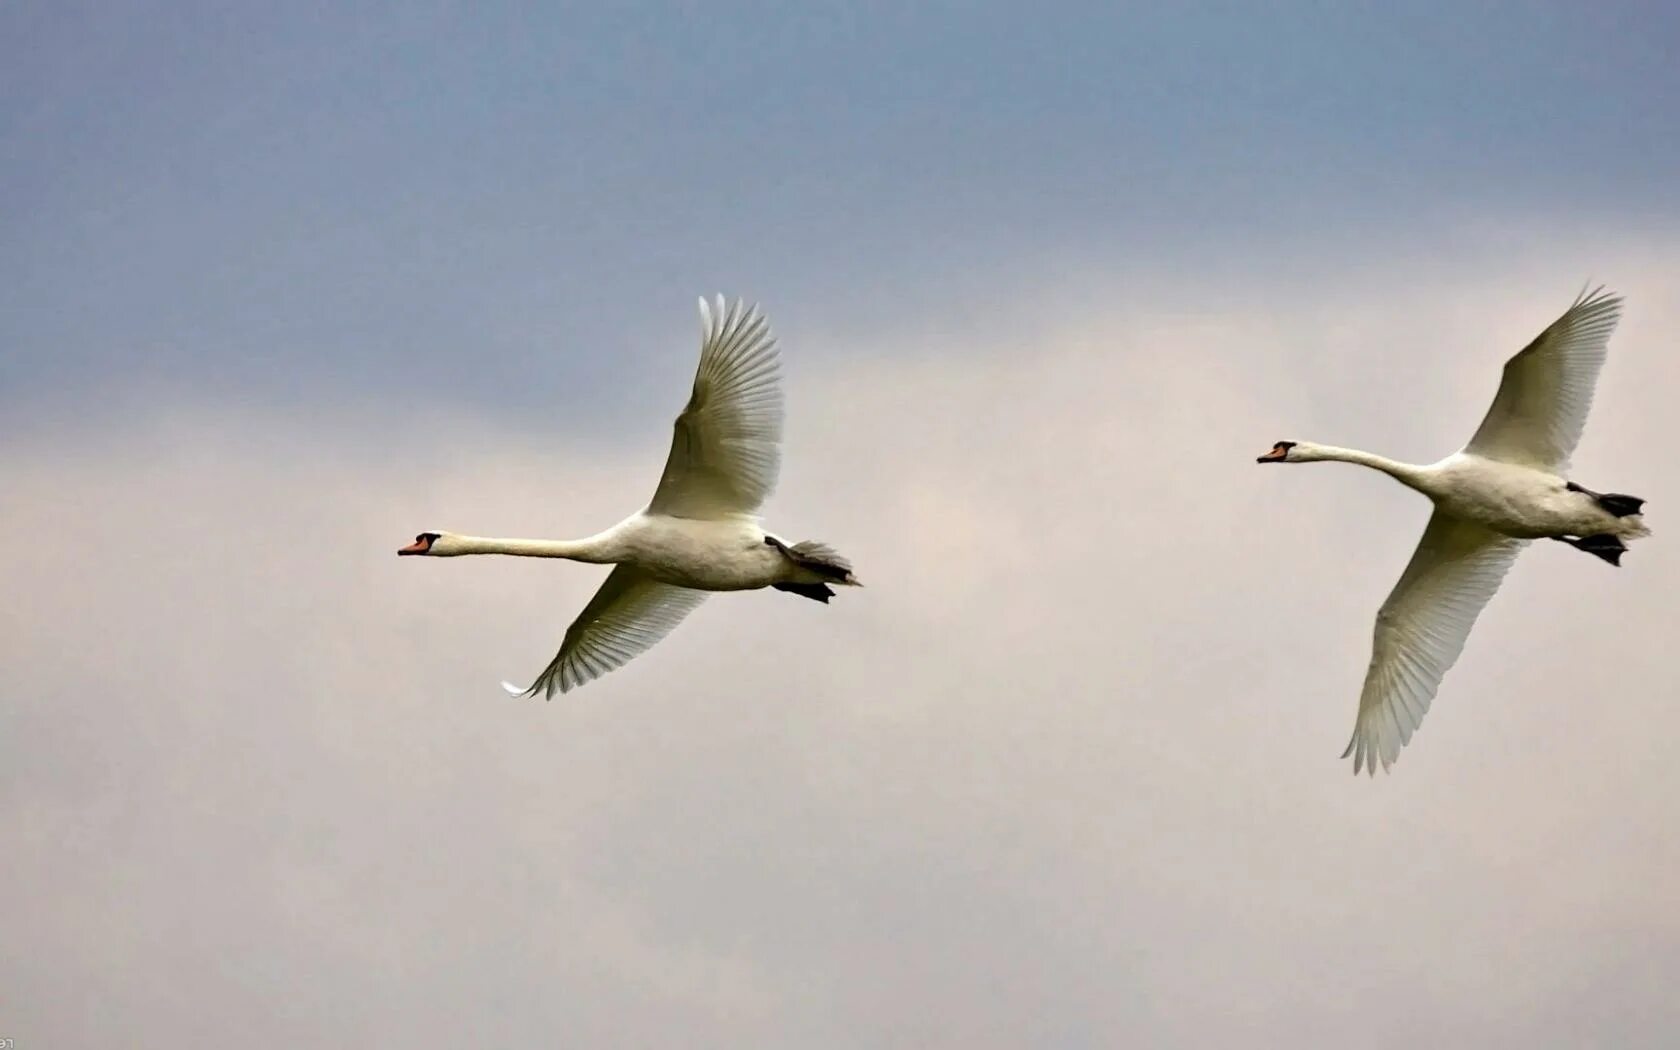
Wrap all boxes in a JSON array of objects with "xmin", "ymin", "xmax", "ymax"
[
  {"xmin": 4, "ymin": 252, "xmax": 1679, "ymax": 1047},
  {"xmin": 6, "ymin": 4, "xmax": 1679, "ymax": 421}
]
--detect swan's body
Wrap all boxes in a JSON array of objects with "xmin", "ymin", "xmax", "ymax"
[
  {"xmin": 1289, "ymin": 447, "xmax": 1649, "ymax": 541},
  {"xmin": 400, "ymin": 297, "xmax": 859, "ymax": 697},
  {"xmin": 1259, "ymin": 287, "xmax": 1646, "ymax": 775},
  {"xmin": 420, "ymin": 516, "xmax": 840, "ymax": 591},
  {"xmin": 1424, "ymin": 455, "xmax": 1613, "ymax": 537}
]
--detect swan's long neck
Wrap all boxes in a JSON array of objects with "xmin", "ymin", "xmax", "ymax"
[
  {"xmin": 442, "ymin": 533, "xmax": 619, "ymax": 562},
  {"xmin": 1295, "ymin": 444, "xmax": 1427, "ymax": 489}
]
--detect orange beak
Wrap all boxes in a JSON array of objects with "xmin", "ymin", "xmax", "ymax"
[
  {"xmin": 397, "ymin": 537, "xmax": 432, "ymax": 556},
  {"xmin": 1256, "ymin": 445, "xmax": 1289, "ymax": 463}
]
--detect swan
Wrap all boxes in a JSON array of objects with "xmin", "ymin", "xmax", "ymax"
[
  {"xmin": 398, "ymin": 296, "xmax": 859, "ymax": 697},
  {"xmin": 1258, "ymin": 287, "xmax": 1647, "ymax": 774}
]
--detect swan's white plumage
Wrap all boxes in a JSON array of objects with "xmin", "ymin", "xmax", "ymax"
[
  {"xmin": 408, "ymin": 297, "xmax": 858, "ymax": 695},
  {"xmin": 1345, "ymin": 513, "xmax": 1526, "ymax": 775},
  {"xmin": 509, "ymin": 297, "xmax": 784, "ymax": 695},
  {"xmin": 504, "ymin": 566, "xmax": 709, "ymax": 699},
  {"xmin": 1464, "ymin": 287, "xmax": 1623, "ymax": 471},
  {"xmin": 647, "ymin": 296, "xmax": 784, "ymax": 519},
  {"xmin": 1264, "ymin": 286, "xmax": 1641, "ymax": 774}
]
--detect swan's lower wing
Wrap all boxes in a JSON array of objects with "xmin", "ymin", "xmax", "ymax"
[
  {"xmin": 1462, "ymin": 286, "xmax": 1621, "ymax": 471},
  {"xmin": 1346, "ymin": 513, "xmax": 1527, "ymax": 775},
  {"xmin": 504, "ymin": 566, "xmax": 709, "ymax": 699}
]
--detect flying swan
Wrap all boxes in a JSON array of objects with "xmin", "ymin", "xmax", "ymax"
[
  {"xmin": 399, "ymin": 297, "xmax": 859, "ymax": 696},
  {"xmin": 1258, "ymin": 287, "xmax": 1647, "ymax": 774}
]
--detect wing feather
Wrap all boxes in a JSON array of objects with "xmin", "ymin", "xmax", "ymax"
[
  {"xmin": 647, "ymin": 296, "xmax": 783, "ymax": 518},
  {"xmin": 1344, "ymin": 513, "xmax": 1527, "ymax": 775},
  {"xmin": 1463, "ymin": 287, "xmax": 1623, "ymax": 470},
  {"xmin": 503, "ymin": 565, "xmax": 708, "ymax": 698}
]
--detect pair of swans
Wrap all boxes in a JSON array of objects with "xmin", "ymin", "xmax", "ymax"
[{"xmin": 401, "ymin": 288, "xmax": 1645, "ymax": 776}]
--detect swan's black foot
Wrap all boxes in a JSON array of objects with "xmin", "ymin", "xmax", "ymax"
[
  {"xmin": 773, "ymin": 581, "xmax": 834, "ymax": 603},
  {"xmin": 1567, "ymin": 481, "xmax": 1646, "ymax": 517},
  {"xmin": 1553, "ymin": 533, "xmax": 1627, "ymax": 566},
  {"xmin": 1597, "ymin": 493, "xmax": 1646, "ymax": 517}
]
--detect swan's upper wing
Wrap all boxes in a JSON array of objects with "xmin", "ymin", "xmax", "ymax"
[
  {"xmin": 646, "ymin": 297, "xmax": 783, "ymax": 519},
  {"xmin": 1345, "ymin": 512, "xmax": 1527, "ymax": 775},
  {"xmin": 1462, "ymin": 287, "xmax": 1623, "ymax": 470},
  {"xmin": 503, "ymin": 565, "xmax": 708, "ymax": 698}
]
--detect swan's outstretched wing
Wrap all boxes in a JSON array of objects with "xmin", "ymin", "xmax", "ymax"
[
  {"xmin": 1463, "ymin": 287, "xmax": 1623, "ymax": 471},
  {"xmin": 1345, "ymin": 513, "xmax": 1527, "ymax": 775},
  {"xmin": 503, "ymin": 565, "xmax": 708, "ymax": 698},
  {"xmin": 647, "ymin": 297, "xmax": 783, "ymax": 519}
]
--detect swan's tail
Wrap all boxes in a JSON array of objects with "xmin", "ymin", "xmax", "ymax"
[
  {"xmin": 790, "ymin": 540, "xmax": 861, "ymax": 585},
  {"xmin": 765, "ymin": 536, "xmax": 862, "ymax": 587},
  {"xmin": 1618, "ymin": 515, "xmax": 1652, "ymax": 541}
]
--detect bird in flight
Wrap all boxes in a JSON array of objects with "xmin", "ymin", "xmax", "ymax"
[
  {"xmin": 400, "ymin": 297, "xmax": 859, "ymax": 696},
  {"xmin": 1258, "ymin": 287, "xmax": 1645, "ymax": 773}
]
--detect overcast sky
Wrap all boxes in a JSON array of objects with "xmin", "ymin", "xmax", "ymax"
[{"xmin": 4, "ymin": 4, "xmax": 1679, "ymax": 1047}]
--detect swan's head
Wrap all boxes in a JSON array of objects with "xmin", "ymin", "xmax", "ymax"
[
  {"xmin": 1256, "ymin": 440, "xmax": 1299, "ymax": 464},
  {"xmin": 397, "ymin": 531, "xmax": 467, "ymax": 556}
]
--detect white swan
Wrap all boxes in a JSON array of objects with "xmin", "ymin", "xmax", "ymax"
[
  {"xmin": 399, "ymin": 297, "xmax": 859, "ymax": 697},
  {"xmin": 1258, "ymin": 287, "xmax": 1647, "ymax": 774}
]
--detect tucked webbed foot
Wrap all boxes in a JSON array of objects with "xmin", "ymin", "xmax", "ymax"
[
  {"xmin": 772, "ymin": 581, "xmax": 835, "ymax": 603},
  {"xmin": 1553, "ymin": 533, "xmax": 1627, "ymax": 566},
  {"xmin": 1566, "ymin": 481, "xmax": 1646, "ymax": 518}
]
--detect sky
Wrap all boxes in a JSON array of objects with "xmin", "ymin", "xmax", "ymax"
[{"xmin": 4, "ymin": 3, "xmax": 1679, "ymax": 1047}]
